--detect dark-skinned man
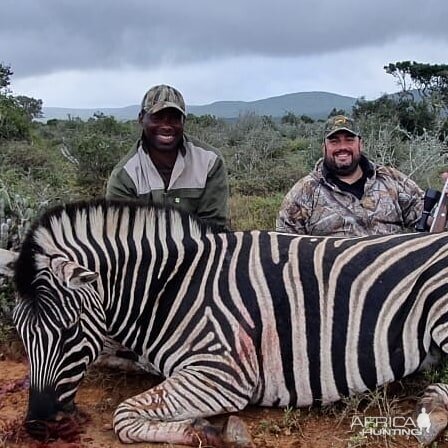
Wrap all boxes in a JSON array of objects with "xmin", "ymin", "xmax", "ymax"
[{"xmin": 106, "ymin": 85, "xmax": 229, "ymax": 229}]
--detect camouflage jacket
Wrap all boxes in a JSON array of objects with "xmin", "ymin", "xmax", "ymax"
[
  {"xmin": 276, "ymin": 156, "xmax": 424, "ymax": 237},
  {"xmin": 106, "ymin": 135, "xmax": 229, "ymax": 228}
]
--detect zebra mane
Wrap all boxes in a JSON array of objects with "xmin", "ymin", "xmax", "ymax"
[{"xmin": 14, "ymin": 198, "xmax": 220, "ymax": 300}]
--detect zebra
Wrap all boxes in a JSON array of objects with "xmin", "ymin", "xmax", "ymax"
[{"xmin": 10, "ymin": 198, "xmax": 448, "ymax": 446}]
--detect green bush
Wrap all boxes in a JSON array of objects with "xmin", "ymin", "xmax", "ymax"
[
  {"xmin": 229, "ymin": 193, "xmax": 284, "ymax": 231},
  {"xmin": 68, "ymin": 134, "xmax": 130, "ymax": 196},
  {"xmin": 0, "ymin": 279, "xmax": 15, "ymax": 343},
  {"xmin": 0, "ymin": 96, "xmax": 31, "ymax": 141}
]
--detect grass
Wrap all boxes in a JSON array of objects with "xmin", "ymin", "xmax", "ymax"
[
  {"xmin": 253, "ymin": 369, "xmax": 448, "ymax": 448},
  {"xmin": 229, "ymin": 193, "xmax": 284, "ymax": 231},
  {"xmin": 255, "ymin": 406, "xmax": 302, "ymax": 437}
]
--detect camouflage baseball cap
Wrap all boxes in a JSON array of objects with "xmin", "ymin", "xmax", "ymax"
[
  {"xmin": 141, "ymin": 84, "xmax": 186, "ymax": 116},
  {"xmin": 324, "ymin": 115, "xmax": 360, "ymax": 138}
]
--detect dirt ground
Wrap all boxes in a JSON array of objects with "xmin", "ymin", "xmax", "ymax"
[{"xmin": 0, "ymin": 351, "xmax": 447, "ymax": 448}]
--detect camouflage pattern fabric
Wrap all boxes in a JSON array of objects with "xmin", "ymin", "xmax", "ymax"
[
  {"xmin": 276, "ymin": 158, "xmax": 424, "ymax": 237},
  {"xmin": 141, "ymin": 84, "xmax": 186, "ymax": 116},
  {"xmin": 324, "ymin": 115, "xmax": 360, "ymax": 138}
]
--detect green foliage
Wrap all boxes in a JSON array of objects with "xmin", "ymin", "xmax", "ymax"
[
  {"xmin": 285, "ymin": 137, "xmax": 312, "ymax": 153},
  {"xmin": 0, "ymin": 173, "xmax": 66, "ymax": 250},
  {"xmin": 255, "ymin": 406, "xmax": 302, "ymax": 437},
  {"xmin": 281, "ymin": 112, "xmax": 299, "ymax": 125},
  {"xmin": 0, "ymin": 63, "xmax": 13, "ymax": 91},
  {"xmin": 0, "ymin": 63, "xmax": 43, "ymax": 141},
  {"xmin": 353, "ymin": 95, "xmax": 437, "ymax": 136},
  {"xmin": 281, "ymin": 112, "xmax": 315, "ymax": 126},
  {"xmin": 0, "ymin": 279, "xmax": 16, "ymax": 343},
  {"xmin": 423, "ymin": 356, "xmax": 448, "ymax": 384},
  {"xmin": 385, "ymin": 61, "xmax": 448, "ymax": 98},
  {"xmin": 328, "ymin": 107, "xmax": 347, "ymax": 117},
  {"xmin": 68, "ymin": 134, "xmax": 125, "ymax": 196},
  {"xmin": 0, "ymin": 95, "xmax": 31, "ymax": 141},
  {"xmin": 229, "ymin": 193, "xmax": 284, "ymax": 231},
  {"xmin": 0, "ymin": 139, "xmax": 76, "ymax": 190},
  {"xmin": 186, "ymin": 113, "xmax": 220, "ymax": 127},
  {"xmin": 184, "ymin": 114, "xmax": 228, "ymax": 148},
  {"xmin": 300, "ymin": 114, "xmax": 315, "ymax": 124},
  {"xmin": 224, "ymin": 114, "xmax": 286, "ymax": 184},
  {"xmin": 0, "ymin": 137, "xmax": 78, "ymax": 250},
  {"xmin": 15, "ymin": 95, "xmax": 43, "ymax": 120},
  {"xmin": 61, "ymin": 114, "xmax": 138, "ymax": 196}
]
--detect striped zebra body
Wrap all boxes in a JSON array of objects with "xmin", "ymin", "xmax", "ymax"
[{"xmin": 12, "ymin": 199, "xmax": 448, "ymax": 446}]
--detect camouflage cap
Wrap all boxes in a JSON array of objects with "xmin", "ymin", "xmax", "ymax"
[
  {"xmin": 141, "ymin": 84, "xmax": 186, "ymax": 116},
  {"xmin": 324, "ymin": 115, "xmax": 360, "ymax": 139}
]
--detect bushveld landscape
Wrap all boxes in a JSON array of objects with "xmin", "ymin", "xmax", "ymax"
[{"xmin": 1, "ymin": 61, "xmax": 448, "ymax": 447}]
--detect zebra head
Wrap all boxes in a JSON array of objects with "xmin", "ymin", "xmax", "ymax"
[{"xmin": 13, "ymin": 256, "xmax": 106, "ymax": 439}]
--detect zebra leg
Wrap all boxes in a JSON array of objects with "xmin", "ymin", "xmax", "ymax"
[
  {"xmin": 94, "ymin": 338, "xmax": 160, "ymax": 374},
  {"xmin": 113, "ymin": 370, "xmax": 255, "ymax": 447},
  {"xmin": 415, "ymin": 383, "xmax": 448, "ymax": 445}
]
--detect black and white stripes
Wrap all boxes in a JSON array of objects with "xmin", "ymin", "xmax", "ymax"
[{"xmin": 13, "ymin": 199, "xmax": 448, "ymax": 445}]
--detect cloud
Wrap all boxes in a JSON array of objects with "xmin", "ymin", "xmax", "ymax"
[
  {"xmin": 11, "ymin": 35, "xmax": 447, "ymax": 108},
  {"xmin": 4, "ymin": 0, "xmax": 448, "ymax": 108},
  {"xmin": 2, "ymin": 0, "xmax": 448, "ymax": 79}
]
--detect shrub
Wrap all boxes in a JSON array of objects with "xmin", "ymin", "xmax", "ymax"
[
  {"xmin": 229, "ymin": 193, "xmax": 284, "ymax": 231},
  {"xmin": 0, "ymin": 96, "xmax": 31, "ymax": 141}
]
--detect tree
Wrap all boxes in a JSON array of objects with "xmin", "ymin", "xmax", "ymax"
[
  {"xmin": 384, "ymin": 61, "xmax": 448, "ymax": 108},
  {"xmin": 300, "ymin": 115, "xmax": 314, "ymax": 124},
  {"xmin": 15, "ymin": 95, "xmax": 43, "ymax": 120},
  {"xmin": 0, "ymin": 96, "xmax": 30, "ymax": 140},
  {"xmin": 186, "ymin": 113, "xmax": 219, "ymax": 127},
  {"xmin": 281, "ymin": 111, "xmax": 299, "ymax": 125},
  {"xmin": 328, "ymin": 108, "xmax": 347, "ymax": 118},
  {"xmin": 0, "ymin": 63, "xmax": 13, "ymax": 91},
  {"xmin": 0, "ymin": 64, "xmax": 43, "ymax": 140},
  {"xmin": 353, "ymin": 95, "xmax": 436, "ymax": 136}
]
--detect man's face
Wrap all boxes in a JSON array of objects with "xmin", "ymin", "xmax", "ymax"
[
  {"xmin": 140, "ymin": 108, "xmax": 184, "ymax": 152},
  {"xmin": 323, "ymin": 130, "xmax": 363, "ymax": 176}
]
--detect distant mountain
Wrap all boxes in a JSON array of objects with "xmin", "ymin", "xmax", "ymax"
[
  {"xmin": 188, "ymin": 92, "xmax": 358, "ymax": 119},
  {"xmin": 42, "ymin": 91, "xmax": 359, "ymax": 121},
  {"xmin": 41, "ymin": 105, "xmax": 139, "ymax": 121}
]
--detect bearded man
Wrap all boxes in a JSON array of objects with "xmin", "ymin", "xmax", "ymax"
[{"xmin": 276, "ymin": 115, "xmax": 424, "ymax": 236}]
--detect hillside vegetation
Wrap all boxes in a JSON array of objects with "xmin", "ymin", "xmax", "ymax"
[
  {"xmin": 42, "ymin": 91, "xmax": 359, "ymax": 121},
  {"xmin": 1, "ymin": 61, "xmax": 448, "ymax": 244},
  {"xmin": 1, "ymin": 61, "xmax": 448, "ymax": 246}
]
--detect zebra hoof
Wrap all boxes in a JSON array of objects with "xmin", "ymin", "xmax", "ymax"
[
  {"xmin": 222, "ymin": 415, "xmax": 255, "ymax": 448},
  {"xmin": 414, "ymin": 408, "xmax": 448, "ymax": 446}
]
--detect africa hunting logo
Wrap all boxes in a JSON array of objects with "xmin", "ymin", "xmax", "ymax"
[{"xmin": 350, "ymin": 408, "xmax": 430, "ymax": 437}]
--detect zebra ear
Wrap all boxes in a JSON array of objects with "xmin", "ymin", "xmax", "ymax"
[
  {"xmin": 68, "ymin": 267, "xmax": 99, "ymax": 289},
  {"xmin": 50, "ymin": 258, "xmax": 99, "ymax": 289}
]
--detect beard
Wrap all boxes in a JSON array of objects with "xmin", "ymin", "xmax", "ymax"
[{"xmin": 324, "ymin": 150, "xmax": 361, "ymax": 176}]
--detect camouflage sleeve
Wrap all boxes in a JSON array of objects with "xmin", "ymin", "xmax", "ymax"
[
  {"xmin": 276, "ymin": 179, "xmax": 311, "ymax": 234},
  {"xmin": 394, "ymin": 169, "xmax": 424, "ymax": 229}
]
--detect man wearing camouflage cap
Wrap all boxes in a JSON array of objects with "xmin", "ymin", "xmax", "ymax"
[
  {"xmin": 106, "ymin": 84, "xmax": 229, "ymax": 228},
  {"xmin": 276, "ymin": 115, "xmax": 424, "ymax": 236}
]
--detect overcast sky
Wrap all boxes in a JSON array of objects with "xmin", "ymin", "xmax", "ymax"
[{"xmin": 2, "ymin": 0, "xmax": 447, "ymax": 108}]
